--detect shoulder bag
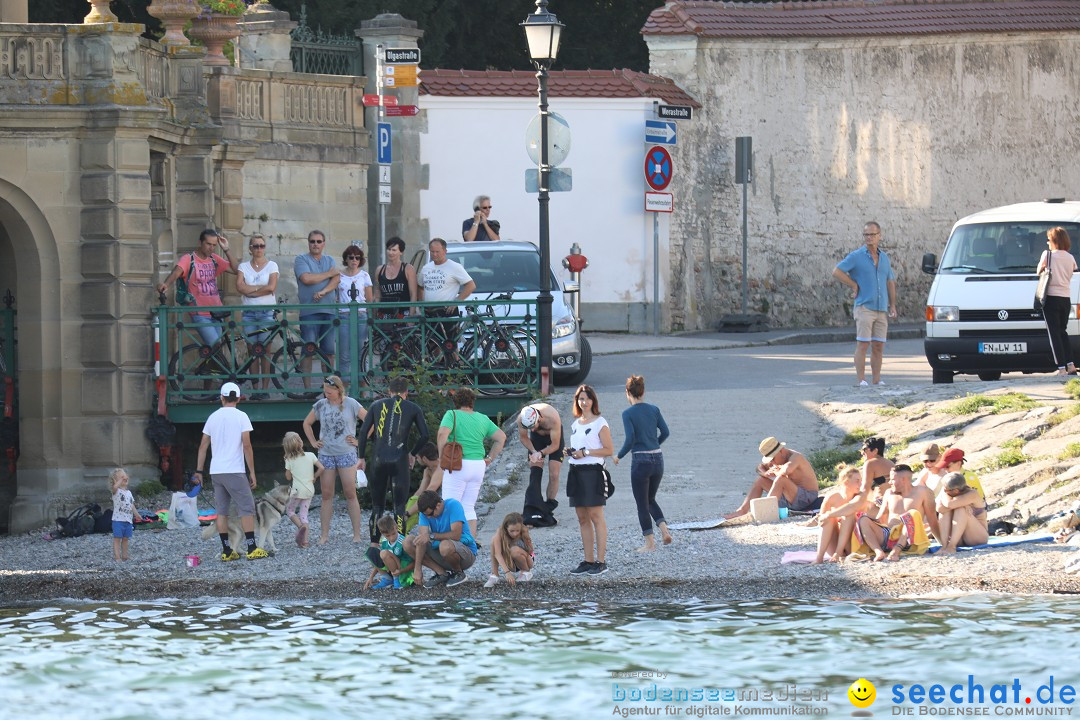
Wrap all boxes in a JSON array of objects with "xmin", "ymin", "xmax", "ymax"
[
  {"xmin": 1034, "ymin": 250, "xmax": 1053, "ymax": 311},
  {"xmin": 601, "ymin": 464, "xmax": 615, "ymax": 498},
  {"xmin": 439, "ymin": 411, "xmax": 463, "ymax": 471}
]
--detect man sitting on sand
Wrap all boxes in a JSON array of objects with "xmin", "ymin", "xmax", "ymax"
[
  {"xmin": 724, "ymin": 437, "xmax": 819, "ymax": 520},
  {"xmin": 854, "ymin": 464, "xmax": 940, "ymax": 561}
]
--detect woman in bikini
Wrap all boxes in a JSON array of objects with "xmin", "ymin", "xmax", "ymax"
[{"xmin": 934, "ymin": 472, "xmax": 988, "ymax": 553}]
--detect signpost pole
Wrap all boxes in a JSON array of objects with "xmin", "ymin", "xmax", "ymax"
[
  {"xmin": 653, "ymin": 211, "xmax": 660, "ymax": 335},
  {"xmin": 377, "ymin": 44, "xmax": 387, "ymax": 267}
]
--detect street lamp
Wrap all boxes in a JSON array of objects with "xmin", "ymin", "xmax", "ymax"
[{"xmin": 521, "ymin": 0, "xmax": 563, "ymax": 394}]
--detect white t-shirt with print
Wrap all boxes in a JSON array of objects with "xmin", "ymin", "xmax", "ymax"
[
  {"xmin": 568, "ymin": 416, "xmax": 608, "ymax": 466},
  {"xmin": 238, "ymin": 260, "xmax": 279, "ymax": 306},
  {"xmin": 338, "ymin": 270, "xmax": 373, "ymax": 315},
  {"xmin": 420, "ymin": 259, "xmax": 473, "ymax": 303}
]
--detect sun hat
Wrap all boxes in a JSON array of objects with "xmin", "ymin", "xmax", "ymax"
[
  {"xmin": 941, "ymin": 448, "xmax": 966, "ymax": 465},
  {"xmin": 520, "ymin": 406, "xmax": 540, "ymax": 429},
  {"xmin": 759, "ymin": 437, "xmax": 785, "ymax": 463},
  {"xmin": 921, "ymin": 443, "xmax": 942, "ymax": 463}
]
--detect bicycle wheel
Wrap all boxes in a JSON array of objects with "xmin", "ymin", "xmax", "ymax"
[
  {"xmin": 482, "ymin": 335, "xmax": 528, "ymax": 394},
  {"xmin": 277, "ymin": 340, "xmax": 337, "ymax": 400},
  {"xmin": 168, "ymin": 343, "xmax": 229, "ymax": 402}
]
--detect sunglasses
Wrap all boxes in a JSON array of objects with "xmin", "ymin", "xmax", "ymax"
[
  {"xmin": 346, "ymin": 255, "xmax": 362, "ymax": 260},
  {"xmin": 481, "ymin": 205, "xmax": 492, "ymax": 210},
  {"xmin": 309, "ymin": 239, "xmax": 325, "ymax": 244},
  {"xmin": 323, "ymin": 377, "xmax": 340, "ymax": 387},
  {"xmin": 250, "ymin": 244, "xmax": 266, "ymax": 249}
]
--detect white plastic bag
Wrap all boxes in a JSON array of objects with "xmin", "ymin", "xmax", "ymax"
[
  {"xmin": 355, "ymin": 468, "xmax": 368, "ymax": 490},
  {"xmin": 168, "ymin": 492, "xmax": 199, "ymax": 529}
]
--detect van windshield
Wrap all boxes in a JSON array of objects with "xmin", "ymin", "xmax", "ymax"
[
  {"xmin": 446, "ymin": 249, "xmax": 554, "ymax": 293},
  {"xmin": 939, "ymin": 222, "xmax": 1080, "ymax": 274}
]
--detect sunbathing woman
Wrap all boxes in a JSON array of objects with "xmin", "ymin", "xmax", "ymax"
[
  {"xmin": 934, "ymin": 472, "xmax": 988, "ymax": 554},
  {"xmin": 810, "ymin": 465, "xmax": 864, "ymax": 564}
]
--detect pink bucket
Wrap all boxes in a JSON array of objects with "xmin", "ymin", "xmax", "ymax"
[{"xmin": 185, "ymin": 555, "xmax": 200, "ymax": 568}]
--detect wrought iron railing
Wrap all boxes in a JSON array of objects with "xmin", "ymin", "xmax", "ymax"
[
  {"xmin": 1, "ymin": 290, "xmax": 18, "ymax": 488},
  {"xmin": 155, "ymin": 299, "xmax": 538, "ymax": 406},
  {"xmin": 289, "ymin": 5, "xmax": 363, "ymax": 76}
]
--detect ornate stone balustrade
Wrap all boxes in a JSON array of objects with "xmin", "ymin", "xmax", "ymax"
[{"xmin": 136, "ymin": 37, "xmax": 166, "ymax": 101}]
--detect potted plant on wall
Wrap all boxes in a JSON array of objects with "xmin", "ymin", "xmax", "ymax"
[
  {"xmin": 188, "ymin": 0, "xmax": 247, "ymax": 66},
  {"xmin": 146, "ymin": 1, "xmax": 201, "ymax": 47}
]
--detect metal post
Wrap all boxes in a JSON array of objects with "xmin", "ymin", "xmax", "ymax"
[
  {"xmin": 536, "ymin": 66, "xmax": 553, "ymax": 393},
  {"xmin": 653, "ymin": 211, "xmax": 660, "ymax": 335},
  {"xmin": 740, "ymin": 139, "xmax": 750, "ymax": 315},
  {"xmin": 376, "ymin": 43, "xmax": 387, "ymax": 268}
]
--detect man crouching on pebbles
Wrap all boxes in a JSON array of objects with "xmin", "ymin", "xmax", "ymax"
[{"xmin": 724, "ymin": 437, "xmax": 819, "ymax": 520}]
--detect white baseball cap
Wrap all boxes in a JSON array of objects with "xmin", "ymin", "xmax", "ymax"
[{"xmin": 220, "ymin": 382, "xmax": 241, "ymax": 398}]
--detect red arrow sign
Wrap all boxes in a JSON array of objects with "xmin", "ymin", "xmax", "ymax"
[
  {"xmin": 384, "ymin": 105, "xmax": 419, "ymax": 117},
  {"xmin": 361, "ymin": 94, "xmax": 399, "ymax": 107}
]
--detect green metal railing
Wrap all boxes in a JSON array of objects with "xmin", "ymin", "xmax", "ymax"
[
  {"xmin": 289, "ymin": 5, "xmax": 363, "ymax": 76},
  {"xmin": 1, "ymin": 290, "xmax": 17, "ymax": 487},
  {"xmin": 155, "ymin": 299, "xmax": 539, "ymax": 421}
]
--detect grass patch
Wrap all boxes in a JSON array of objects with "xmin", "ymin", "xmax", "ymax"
[
  {"xmin": 808, "ymin": 447, "xmax": 861, "ymax": 488},
  {"xmin": 1065, "ymin": 379, "xmax": 1080, "ymax": 400},
  {"xmin": 1059, "ymin": 443, "xmax": 1080, "ymax": 461},
  {"xmin": 841, "ymin": 428, "xmax": 875, "ymax": 444},
  {"xmin": 980, "ymin": 449, "xmax": 1029, "ymax": 472},
  {"xmin": 1051, "ymin": 477, "xmax": 1074, "ymax": 490},
  {"xmin": 946, "ymin": 392, "xmax": 1038, "ymax": 416},
  {"xmin": 876, "ymin": 407, "xmax": 902, "ymax": 418},
  {"xmin": 1048, "ymin": 403, "xmax": 1080, "ymax": 428},
  {"xmin": 134, "ymin": 480, "xmax": 166, "ymax": 499},
  {"xmin": 885, "ymin": 436, "xmax": 915, "ymax": 461},
  {"xmin": 1001, "ymin": 438, "xmax": 1025, "ymax": 451}
]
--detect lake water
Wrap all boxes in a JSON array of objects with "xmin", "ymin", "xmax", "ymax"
[{"xmin": 1, "ymin": 595, "xmax": 1078, "ymax": 719}]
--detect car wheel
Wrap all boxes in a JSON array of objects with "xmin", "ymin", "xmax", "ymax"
[
  {"xmin": 977, "ymin": 371, "xmax": 1002, "ymax": 382},
  {"xmin": 932, "ymin": 368, "xmax": 954, "ymax": 384},
  {"xmin": 555, "ymin": 336, "xmax": 592, "ymax": 387}
]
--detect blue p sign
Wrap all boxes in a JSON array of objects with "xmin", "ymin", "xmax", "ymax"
[{"xmin": 377, "ymin": 122, "xmax": 392, "ymax": 164}]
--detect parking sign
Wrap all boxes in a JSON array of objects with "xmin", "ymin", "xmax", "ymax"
[{"xmin": 377, "ymin": 122, "xmax": 392, "ymax": 165}]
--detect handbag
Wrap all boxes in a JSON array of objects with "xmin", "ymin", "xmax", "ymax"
[
  {"xmin": 1034, "ymin": 250, "xmax": 1053, "ymax": 311},
  {"xmin": 601, "ymin": 465, "xmax": 615, "ymax": 498},
  {"xmin": 439, "ymin": 411, "xmax": 463, "ymax": 471}
]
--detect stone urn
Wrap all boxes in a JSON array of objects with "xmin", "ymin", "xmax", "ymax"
[
  {"xmin": 188, "ymin": 13, "xmax": 242, "ymax": 66},
  {"xmin": 147, "ymin": 0, "xmax": 201, "ymax": 47},
  {"xmin": 84, "ymin": 0, "xmax": 118, "ymax": 23}
]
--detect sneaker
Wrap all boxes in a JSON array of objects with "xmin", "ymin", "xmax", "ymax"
[
  {"xmin": 221, "ymin": 550, "xmax": 241, "ymax": 562},
  {"xmin": 246, "ymin": 547, "xmax": 269, "ymax": 560},
  {"xmin": 372, "ymin": 574, "xmax": 393, "ymax": 589},
  {"xmin": 857, "ymin": 380, "xmax": 869, "ymax": 387},
  {"xmin": 428, "ymin": 573, "xmax": 450, "ymax": 587},
  {"xmin": 392, "ymin": 576, "xmax": 403, "ymax": 589},
  {"xmin": 570, "ymin": 561, "xmax": 594, "ymax": 575},
  {"xmin": 587, "ymin": 562, "xmax": 609, "ymax": 575},
  {"xmin": 517, "ymin": 570, "xmax": 533, "ymax": 582},
  {"xmin": 874, "ymin": 380, "xmax": 886, "ymax": 386},
  {"xmin": 446, "ymin": 571, "xmax": 468, "ymax": 588},
  {"xmin": 483, "ymin": 574, "xmax": 500, "ymax": 588}
]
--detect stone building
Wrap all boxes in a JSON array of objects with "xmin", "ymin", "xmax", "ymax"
[{"xmin": 643, "ymin": 0, "xmax": 1080, "ymax": 331}]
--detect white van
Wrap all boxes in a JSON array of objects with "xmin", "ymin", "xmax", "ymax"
[{"xmin": 923, "ymin": 199, "xmax": 1080, "ymax": 383}]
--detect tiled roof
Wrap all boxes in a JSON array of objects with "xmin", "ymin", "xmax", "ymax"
[
  {"xmin": 642, "ymin": 0, "xmax": 1080, "ymax": 38},
  {"xmin": 419, "ymin": 69, "xmax": 701, "ymax": 108}
]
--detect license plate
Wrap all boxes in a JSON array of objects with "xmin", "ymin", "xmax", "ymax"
[{"xmin": 979, "ymin": 342, "xmax": 1027, "ymax": 354}]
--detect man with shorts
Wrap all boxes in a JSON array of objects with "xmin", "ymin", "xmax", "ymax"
[
  {"xmin": 404, "ymin": 491, "xmax": 477, "ymax": 588},
  {"xmin": 357, "ymin": 376, "xmax": 430, "ymax": 541},
  {"xmin": 294, "ymin": 229, "xmax": 340, "ymax": 387},
  {"xmin": 855, "ymin": 464, "xmax": 940, "ymax": 561},
  {"xmin": 418, "ymin": 237, "xmax": 475, "ymax": 360},
  {"xmin": 193, "ymin": 382, "xmax": 267, "ymax": 560},
  {"xmin": 724, "ymin": 437, "xmax": 819, "ymax": 520},
  {"xmin": 832, "ymin": 221, "xmax": 898, "ymax": 386},
  {"xmin": 517, "ymin": 403, "xmax": 562, "ymax": 528}
]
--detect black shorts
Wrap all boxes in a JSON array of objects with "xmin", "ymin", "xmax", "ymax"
[{"xmin": 530, "ymin": 427, "xmax": 565, "ymax": 462}]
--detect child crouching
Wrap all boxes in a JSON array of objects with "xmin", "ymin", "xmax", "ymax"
[
  {"xmin": 485, "ymin": 512, "xmax": 535, "ymax": 587},
  {"xmin": 365, "ymin": 515, "xmax": 415, "ymax": 590}
]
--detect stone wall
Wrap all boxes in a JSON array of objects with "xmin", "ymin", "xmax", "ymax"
[{"xmin": 647, "ymin": 32, "xmax": 1080, "ymax": 330}]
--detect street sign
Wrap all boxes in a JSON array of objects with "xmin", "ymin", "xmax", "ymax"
[
  {"xmin": 384, "ymin": 105, "xmax": 419, "ymax": 117},
  {"xmin": 644, "ymin": 146, "xmax": 673, "ymax": 191},
  {"xmin": 377, "ymin": 122, "xmax": 391, "ymax": 164},
  {"xmin": 645, "ymin": 192, "xmax": 673, "ymax": 213},
  {"xmin": 361, "ymin": 94, "xmax": 398, "ymax": 107},
  {"xmin": 378, "ymin": 165, "xmax": 390, "ymax": 184},
  {"xmin": 525, "ymin": 168, "xmax": 572, "ymax": 193},
  {"xmin": 385, "ymin": 47, "xmax": 420, "ymax": 64},
  {"xmin": 645, "ymin": 119, "xmax": 677, "ymax": 145},
  {"xmin": 385, "ymin": 65, "xmax": 418, "ymax": 78},
  {"xmin": 525, "ymin": 111, "xmax": 571, "ymax": 167},
  {"xmin": 378, "ymin": 184, "xmax": 391, "ymax": 204},
  {"xmin": 657, "ymin": 105, "xmax": 693, "ymax": 120},
  {"xmin": 384, "ymin": 75, "xmax": 419, "ymax": 88}
]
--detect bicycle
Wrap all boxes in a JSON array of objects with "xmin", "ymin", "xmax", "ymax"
[
  {"xmin": 167, "ymin": 300, "xmax": 337, "ymax": 401},
  {"xmin": 462, "ymin": 294, "xmax": 531, "ymax": 395}
]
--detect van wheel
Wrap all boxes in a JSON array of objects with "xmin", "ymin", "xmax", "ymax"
[
  {"xmin": 932, "ymin": 369, "xmax": 954, "ymax": 384},
  {"xmin": 977, "ymin": 371, "xmax": 1002, "ymax": 382},
  {"xmin": 554, "ymin": 337, "xmax": 592, "ymax": 387}
]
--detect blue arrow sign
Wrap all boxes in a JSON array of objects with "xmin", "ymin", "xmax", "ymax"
[
  {"xmin": 645, "ymin": 119, "xmax": 677, "ymax": 145},
  {"xmin": 377, "ymin": 122, "xmax": 392, "ymax": 164}
]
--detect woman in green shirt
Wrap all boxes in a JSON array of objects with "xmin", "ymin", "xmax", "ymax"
[{"xmin": 438, "ymin": 388, "xmax": 506, "ymax": 539}]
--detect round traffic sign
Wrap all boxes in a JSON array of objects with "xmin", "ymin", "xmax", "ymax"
[
  {"xmin": 526, "ymin": 111, "xmax": 572, "ymax": 167},
  {"xmin": 644, "ymin": 146, "xmax": 673, "ymax": 191}
]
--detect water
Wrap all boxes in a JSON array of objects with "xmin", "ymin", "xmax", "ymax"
[{"xmin": 1, "ymin": 595, "xmax": 1078, "ymax": 719}]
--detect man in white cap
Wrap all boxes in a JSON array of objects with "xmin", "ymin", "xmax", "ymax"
[
  {"xmin": 517, "ymin": 402, "xmax": 563, "ymax": 527},
  {"xmin": 723, "ymin": 436, "xmax": 819, "ymax": 520},
  {"xmin": 193, "ymin": 382, "xmax": 267, "ymax": 560}
]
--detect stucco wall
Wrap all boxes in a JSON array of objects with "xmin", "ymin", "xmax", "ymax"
[
  {"xmin": 647, "ymin": 32, "xmax": 1080, "ymax": 330},
  {"xmin": 419, "ymin": 96, "xmax": 670, "ymax": 332}
]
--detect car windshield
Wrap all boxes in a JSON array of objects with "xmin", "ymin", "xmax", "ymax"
[
  {"xmin": 446, "ymin": 249, "xmax": 551, "ymax": 293},
  {"xmin": 939, "ymin": 221, "xmax": 1080, "ymax": 274}
]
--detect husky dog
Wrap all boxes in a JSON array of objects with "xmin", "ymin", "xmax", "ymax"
[{"xmin": 200, "ymin": 483, "xmax": 291, "ymax": 555}]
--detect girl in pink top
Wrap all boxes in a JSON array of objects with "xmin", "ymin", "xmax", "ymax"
[{"xmin": 1037, "ymin": 226, "xmax": 1078, "ymax": 375}]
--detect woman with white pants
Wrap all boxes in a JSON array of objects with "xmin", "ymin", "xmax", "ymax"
[{"xmin": 438, "ymin": 387, "xmax": 506, "ymax": 539}]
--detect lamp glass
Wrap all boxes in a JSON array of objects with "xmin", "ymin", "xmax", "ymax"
[{"xmin": 524, "ymin": 19, "xmax": 562, "ymax": 62}]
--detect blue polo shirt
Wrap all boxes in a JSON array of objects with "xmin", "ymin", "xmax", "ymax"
[
  {"xmin": 418, "ymin": 497, "xmax": 477, "ymax": 554},
  {"xmin": 836, "ymin": 246, "xmax": 895, "ymax": 312}
]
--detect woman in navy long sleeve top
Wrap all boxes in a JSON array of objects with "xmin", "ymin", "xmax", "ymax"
[{"xmin": 615, "ymin": 375, "xmax": 672, "ymax": 550}]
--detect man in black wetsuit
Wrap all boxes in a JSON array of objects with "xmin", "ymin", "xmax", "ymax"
[{"xmin": 357, "ymin": 377, "xmax": 430, "ymax": 544}]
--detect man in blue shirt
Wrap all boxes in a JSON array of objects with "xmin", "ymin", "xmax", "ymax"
[
  {"xmin": 832, "ymin": 221, "xmax": 898, "ymax": 386},
  {"xmin": 403, "ymin": 491, "xmax": 477, "ymax": 588},
  {"xmin": 293, "ymin": 229, "xmax": 340, "ymax": 388}
]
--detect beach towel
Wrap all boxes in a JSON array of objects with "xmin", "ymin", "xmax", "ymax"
[
  {"xmin": 667, "ymin": 518, "xmax": 727, "ymax": 531},
  {"xmin": 926, "ymin": 534, "xmax": 1053, "ymax": 554},
  {"xmin": 849, "ymin": 509, "xmax": 930, "ymax": 559},
  {"xmin": 781, "ymin": 550, "xmax": 831, "ymax": 565}
]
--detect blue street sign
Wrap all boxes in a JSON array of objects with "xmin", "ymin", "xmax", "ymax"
[
  {"xmin": 644, "ymin": 119, "xmax": 677, "ymax": 145},
  {"xmin": 377, "ymin": 122, "xmax": 392, "ymax": 164}
]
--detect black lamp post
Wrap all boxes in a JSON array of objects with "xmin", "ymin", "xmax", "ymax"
[{"xmin": 521, "ymin": 0, "xmax": 563, "ymax": 393}]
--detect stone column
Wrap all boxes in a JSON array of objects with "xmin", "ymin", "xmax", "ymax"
[
  {"xmin": 236, "ymin": 1, "xmax": 297, "ymax": 72},
  {"xmin": 0, "ymin": 0, "xmax": 28, "ymax": 23},
  {"xmin": 355, "ymin": 14, "xmax": 423, "ymax": 262}
]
